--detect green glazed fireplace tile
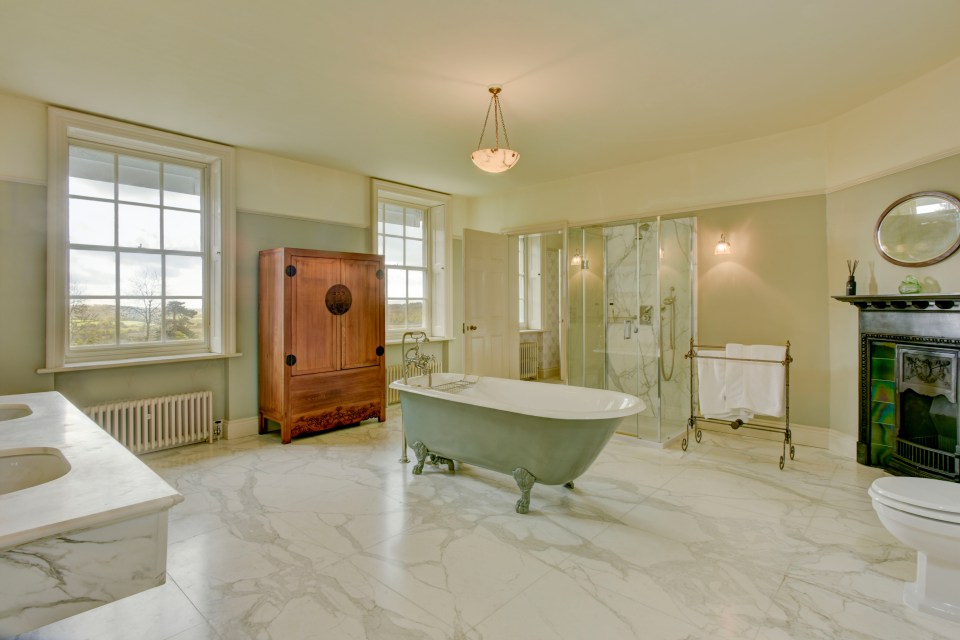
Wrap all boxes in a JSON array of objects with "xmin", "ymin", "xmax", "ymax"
[
  {"xmin": 872, "ymin": 343, "xmax": 895, "ymax": 360},
  {"xmin": 871, "ymin": 357, "xmax": 895, "ymax": 382},
  {"xmin": 871, "ymin": 443, "xmax": 893, "ymax": 467},
  {"xmin": 871, "ymin": 401, "xmax": 895, "ymax": 425},
  {"xmin": 871, "ymin": 380, "xmax": 896, "ymax": 404},
  {"xmin": 871, "ymin": 421, "xmax": 894, "ymax": 447}
]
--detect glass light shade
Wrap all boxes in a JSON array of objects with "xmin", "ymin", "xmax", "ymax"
[
  {"xmin": 470, "ymin": 148, "xmax": 520, "ymax": 173},
  {"xmin": 714, "ymin": 234, "xmax": 732, "ymax": 255}
]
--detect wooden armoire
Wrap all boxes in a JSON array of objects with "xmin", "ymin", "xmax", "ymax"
[{"xmin": 258, "ymin": 248, "xmax": 386, "ymax": 444}]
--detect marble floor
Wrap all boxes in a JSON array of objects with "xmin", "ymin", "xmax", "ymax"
[{"xmin": 14, "ymin": 410, "xmax": 960, "ymax": 640}]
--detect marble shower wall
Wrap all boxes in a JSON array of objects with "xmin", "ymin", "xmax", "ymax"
[
  {"xmin": 601, "ymin": 218, "xmax": 695, "ymax": 442},
  {"xmin": 659, "ymin": 218, "xmax": 695, "ymax": 440}
]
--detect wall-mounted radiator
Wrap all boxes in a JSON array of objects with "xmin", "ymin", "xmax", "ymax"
[
  {"xmin": 520, "ymin": 342, "xmax": 538, "ymax": 380},
  {"xmin": 82, "ymin": 391, "xmax": 213, "ymax": 454},
  {"xmin": 386, "ymin": 362, "xmax": 443, "ymax": 404}
]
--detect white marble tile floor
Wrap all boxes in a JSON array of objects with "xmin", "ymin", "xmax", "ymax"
[{"xmin": 12, "ymin": 409, "xmax": 960, "ymax": 639}]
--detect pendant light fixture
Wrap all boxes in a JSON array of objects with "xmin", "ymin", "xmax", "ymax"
[{"xmin": 471, "ymin": 85, "xmax": 519, "ymax": 173}]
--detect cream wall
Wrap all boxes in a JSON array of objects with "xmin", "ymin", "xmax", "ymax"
[
  {"xmin": 826, "ymin": 153, "xmax": 960, "ymax": 438},
  {"xmin": 698, "ymin": 197, "xmax": 829, "ymax": 429},
  {"xmin": 469, "ymin": 54, "xmax": 960, "ymax": 438},
  {"xmin": 5, "ymin": 51, "xmax": 960, "ymax": 438}
]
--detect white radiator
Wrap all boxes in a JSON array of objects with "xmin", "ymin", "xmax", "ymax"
[
  {"xmin": 386, "ymin": 362, "xmax": 442, "ymax": 404},
  {"xmin": 82, "ymin": 391, "xmax": 213, "ymax": 454},
  {"xmin": 520, "ymin": 342, "xmax": 538, "ymax": 380}
]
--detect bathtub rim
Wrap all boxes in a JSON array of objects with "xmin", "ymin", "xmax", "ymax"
[{"xmin": 390, "ymin": 373, "xmax": 644, "ymax": 420}]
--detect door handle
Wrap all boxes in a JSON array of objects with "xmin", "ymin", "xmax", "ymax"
[{"xmin": 463, "ymin": 323, "xmax": 478, "ymax": 333}]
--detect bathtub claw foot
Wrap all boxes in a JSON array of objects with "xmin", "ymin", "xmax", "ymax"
[
  {"xmin": 564, "ymin": 481, "xmax": 575, "ymax": 489},
  {"xmin": 513, "ymin": 467, "xmax": 536, "ymax": 514},
  {"xmin": 430, "ymin": 454, "xmax": 455, "ymax": 472},
  {"xmin": 411, "ymin": 441, "xmax": 428, "ymax": 475}
]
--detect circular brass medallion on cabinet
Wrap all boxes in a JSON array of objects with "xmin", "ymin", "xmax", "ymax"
[{"xmin": 325, "ymin": 284, "xmax": 352, "ymax": 315}]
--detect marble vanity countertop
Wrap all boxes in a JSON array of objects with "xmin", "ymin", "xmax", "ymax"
[{"xmin": 0, "ymin": 391, "xmax": 184, "ymax": 550}]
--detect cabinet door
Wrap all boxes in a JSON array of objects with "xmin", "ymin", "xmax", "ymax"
[
  {"xmin": 290, "ymin": 256, "xmax": 339, "ymax": 375},
  {"xmin": 341, "ymin": 258, "xmax": 383, "ymax": 369}
]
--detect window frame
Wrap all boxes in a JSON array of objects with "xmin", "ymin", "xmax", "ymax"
[
  {"xmin": 371, "ymin": 179, "xmax": 451, "ymax": 342},
  {"xmin": 45, "ymin": 108, "xmax": 237, "ymax": 370}
]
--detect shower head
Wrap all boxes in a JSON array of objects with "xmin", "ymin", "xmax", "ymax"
[{"xmin": 637, "ymin": 223, "xmax": 651, "ymax": 240}]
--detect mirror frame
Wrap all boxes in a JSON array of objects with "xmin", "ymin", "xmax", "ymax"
[{"xmin": 875, "ymin": 191, "xmax": 960, "ymax": 267}]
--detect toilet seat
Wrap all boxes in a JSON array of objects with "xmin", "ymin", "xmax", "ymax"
[{"xmin": 869, "ymin": 477, "xmax": 960, "ymax": 524}]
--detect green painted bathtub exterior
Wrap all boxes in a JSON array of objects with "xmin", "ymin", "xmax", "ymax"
[{"xmin": 395, "ymin": 375, "xmax": 644, "ymax": 512}]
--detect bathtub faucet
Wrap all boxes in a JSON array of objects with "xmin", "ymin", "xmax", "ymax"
[{"xmin": 401, "ymin": 331, "xmax": 433, "ymax": 386}]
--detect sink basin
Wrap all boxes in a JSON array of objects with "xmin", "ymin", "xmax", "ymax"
[
  {"xmin": 0, "ymin": 404, "xmax": 32, "ymax": 421},
  {"xmin": 0, "ymin": 448, "xmax": 71, "ymax": 495}
]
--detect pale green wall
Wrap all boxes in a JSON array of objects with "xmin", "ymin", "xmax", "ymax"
[
  {"xmin": 0, "ymin": 181, "xmax": 53, "ymax": 395},
  {"xmin": 228, "ymin": 212, "xmax": 369, "ymax": 420},
  {"xmin": 0, "ymin": 178, "xmax": 374, "ymax": 421}
]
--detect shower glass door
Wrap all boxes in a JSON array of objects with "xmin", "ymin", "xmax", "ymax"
[
  {"xmin": 603, "ymin": 222, "xmax": 657, "ymax": 439},
  {"xmin": 567, "ymin": 218, "xmax": 695, "ymax": 443}
]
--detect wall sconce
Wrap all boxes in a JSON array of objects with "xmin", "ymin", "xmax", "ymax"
[
  {"xmin": 714, "ymin": 233, "xmax": 732, "ymax": 255},
  {"xmin": 571, "ymin": 248, "xmax": 589, "ymax": 269}
]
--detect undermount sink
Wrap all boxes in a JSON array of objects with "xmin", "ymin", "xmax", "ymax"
[
  {"xmin": 0, "ymin": 404, "xmax": 32, "ymax": 421},
  {"xmin": 0, "ymin": 447, "xmax": 71, "ymax": 496}
]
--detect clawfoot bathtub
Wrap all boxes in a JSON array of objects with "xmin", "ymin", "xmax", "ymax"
[{"xmin": 391, "ymin": 373, "xmax": 644, "ymax": 513}]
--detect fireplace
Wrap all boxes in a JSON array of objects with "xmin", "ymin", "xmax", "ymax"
[{"xmin": 835, "ymin": 294, "xmax": 960, "ymax": 481}]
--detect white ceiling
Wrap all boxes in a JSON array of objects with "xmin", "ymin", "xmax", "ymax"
[{"xmin": 2, "ymin": 0, "xmax": 960, "ymax": 198}]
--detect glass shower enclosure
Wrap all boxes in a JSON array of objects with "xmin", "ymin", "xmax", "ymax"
[{"xmin": 567, "ymin": 217, "xmax": 696, "ymax": 444}]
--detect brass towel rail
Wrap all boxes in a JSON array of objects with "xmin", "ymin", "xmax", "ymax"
[{"xmin": 683, "ymin": 338, "xmax": 795, "ymax": 469}]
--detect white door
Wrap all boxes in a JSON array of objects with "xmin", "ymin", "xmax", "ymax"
[{"xmin": 463, "ymin": 228, "xmax": 517, "ymax": 377}]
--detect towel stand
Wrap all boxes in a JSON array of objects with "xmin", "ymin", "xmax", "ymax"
[{"xmin": 683, "ymin": 338, "xmax": 795, "ymax": 469}]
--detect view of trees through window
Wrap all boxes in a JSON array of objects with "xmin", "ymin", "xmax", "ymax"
[
  {"xmin": 377, "ymin": 200, "xmax": 427, "ymax": 334},
  {"xmin": 67, "ymin": 144, "xmax": 205, "ymax": 349}
]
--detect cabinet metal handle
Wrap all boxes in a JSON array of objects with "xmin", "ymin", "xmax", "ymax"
[{"xmin": 285, "ymin": 354, "xmax": 297, "ymax": 366}]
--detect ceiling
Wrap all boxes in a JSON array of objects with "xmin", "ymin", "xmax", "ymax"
[{"xmin": 3, "ymin": 0, "xmax": 960, "ymax": 198}]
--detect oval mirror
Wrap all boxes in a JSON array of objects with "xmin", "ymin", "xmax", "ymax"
[{"xmin": 876, "ymin": 191, "xmax": 960, "ymax": 267}]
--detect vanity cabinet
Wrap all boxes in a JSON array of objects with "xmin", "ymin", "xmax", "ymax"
[{"xmin": 258, "ymin": 248, "xmax": 386, "ymax": 444}]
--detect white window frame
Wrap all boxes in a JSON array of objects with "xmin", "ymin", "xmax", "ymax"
[
  {"xmin": 371, "ymin": 179, "xmax": 451, "ymax": 342},
  {"xmin": 45, "ymin": 108, "xmax": 237, "ymax": 370},
  {"xmin": 518, "ymin": 235, "xmax": 527, "ymax": 328}
]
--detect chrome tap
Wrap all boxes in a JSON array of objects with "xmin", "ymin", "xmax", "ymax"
[{"xmin": 401, "ymin": 331, "xmax": 433, "ymax": 386}]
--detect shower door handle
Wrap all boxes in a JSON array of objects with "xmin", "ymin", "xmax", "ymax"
[{"xmin": 624, "ymin": 319, "xmax": 632, "ymax": 339}]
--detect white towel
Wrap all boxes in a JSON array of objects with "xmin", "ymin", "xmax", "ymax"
[
  {"xmin": 723, "ymin": 344, "xmax": 753, "ymax": 420},
  {"xmin": 697, "ymin": 350, "xmax": 729, "ymax": 418},
  {"xmin": 743, "ymin": 344, "xmax": 787, "ymax": 417}
]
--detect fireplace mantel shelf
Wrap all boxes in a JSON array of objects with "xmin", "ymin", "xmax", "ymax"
[{"xmin": 833, "ymin": 293, "xmax": 960, "ymax": 310}]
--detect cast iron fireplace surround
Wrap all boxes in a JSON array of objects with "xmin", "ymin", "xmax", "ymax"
[{"xmin": 835, "ymin": 294, "xmax": 960, "ymax": 481}]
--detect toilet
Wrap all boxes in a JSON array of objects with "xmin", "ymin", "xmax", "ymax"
[{"xmin": 869, "ymin": 476, "xmax": 960, "ymax": 622}]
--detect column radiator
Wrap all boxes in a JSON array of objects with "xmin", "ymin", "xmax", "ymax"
[
  {"xmin": 520, "ymin": 342, "xmax": 538, "ymax": 380},
  {"xmin": 386, "ymin": 362, "xmax": 443, "ymax": 404},
  {"xmin": 82, "ymin": 391, "xmax": 213, "ymax": 454}
]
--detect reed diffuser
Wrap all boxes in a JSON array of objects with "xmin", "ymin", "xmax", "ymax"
[{"xmin": 846, "ymin": 259, "xmax": 858, "ymax": 295}]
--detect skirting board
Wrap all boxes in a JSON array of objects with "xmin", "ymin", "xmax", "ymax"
[
  {"xmin": 224, "ymin": 417, "xmax": 260, "ymax": 440},
  {"xmin": 696, "ymin": 420, "xmax": 857, "ymax": 460}
]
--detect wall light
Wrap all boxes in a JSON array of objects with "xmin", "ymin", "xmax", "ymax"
[
  {"xmin": 470, "ymin": 86, "xmax": 519, "ymax": 173},
  {"xmin": 714, "ymin": 233, "xmax": 732, "ymax": 255},
  {"xmin": 571, "ymin": 248, "xmax": 589, "ymax": 269}
]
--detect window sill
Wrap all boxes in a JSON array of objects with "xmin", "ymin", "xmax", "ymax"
[{"xmin": 37, "ymin": 352, "xmax": 243, "ymax": 374}]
